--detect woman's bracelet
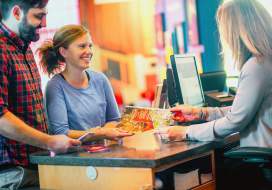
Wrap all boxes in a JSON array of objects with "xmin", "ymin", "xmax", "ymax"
[{"xmin": 199, "ymin": 108, "xmax": 207, "ymax": 120}]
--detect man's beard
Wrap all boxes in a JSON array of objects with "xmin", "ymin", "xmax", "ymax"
[{"xmin": 18, "ymin": 17, "xmax": 40, "ymax": 43}]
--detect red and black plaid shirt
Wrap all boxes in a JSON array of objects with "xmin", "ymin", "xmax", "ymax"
[{"xmin": 0, "ymin": 23, "xmax": 48, "ymax": 167}]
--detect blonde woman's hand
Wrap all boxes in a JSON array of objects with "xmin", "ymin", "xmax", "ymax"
[
  {"xmin": 167, "ymin": 126, "xmax": 187, "ymax": 141},
  {"xmin": 170, "ymin": 105, "xmax": 203, "ymax": 122}
]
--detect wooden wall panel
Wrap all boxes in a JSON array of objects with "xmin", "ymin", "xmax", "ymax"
[
  {"xmin": 79, "ymin": 0, "xmax": 156, "ymax": 55},
  {"xmin": 139, "ymin": 0, "xmax": 156, "ymax": 55}
]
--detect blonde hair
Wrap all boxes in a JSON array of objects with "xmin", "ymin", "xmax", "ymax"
[
  {"xmin": 217, "ymin": 0, "xmax": 272, "ymax": 70},
  {"xmin": 38, "ymin": 24, "xmax": 89, "ymax": 76}
]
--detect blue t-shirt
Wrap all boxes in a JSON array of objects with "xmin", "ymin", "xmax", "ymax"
[{"xmin": 45, "ymin": 70, "xmax": 120, "ymax": 135}]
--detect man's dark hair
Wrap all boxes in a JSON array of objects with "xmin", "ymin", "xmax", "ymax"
[{"xmin": 0, "ymin": 0, "xmax": 48, "ymax": 20}]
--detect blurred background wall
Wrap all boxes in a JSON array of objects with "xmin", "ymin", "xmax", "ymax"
[{"xmin": 30, "ymin": 0, "xmax": 272, "ymax": 109}]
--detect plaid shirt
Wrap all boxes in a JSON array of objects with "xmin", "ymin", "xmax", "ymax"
[{"xmin": 0, "ymin": 23, "xmax": 47, "ymax": 167}]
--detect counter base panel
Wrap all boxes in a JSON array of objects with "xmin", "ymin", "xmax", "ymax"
[{"xmin": 38, "ymin": 165, "xmax": 154, "ymax": 190}]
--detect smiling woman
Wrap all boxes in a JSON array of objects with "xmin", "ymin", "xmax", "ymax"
[
  {"xmin": 37, "ymin": 24, "xmax": 133, "ymax": 142},
  {"xmin": 38, "ymin": 25, "xmax": 90, "ymax": 76}
]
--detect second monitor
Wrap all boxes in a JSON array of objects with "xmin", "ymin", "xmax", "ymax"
[{"xmin": 170, "ymin": 54, "xmax": 205, "ymax": 107}]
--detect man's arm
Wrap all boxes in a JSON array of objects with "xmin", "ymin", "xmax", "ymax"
[{"xmin": 0, "ymin": 111, "xmax": 80, "ymax": 153}]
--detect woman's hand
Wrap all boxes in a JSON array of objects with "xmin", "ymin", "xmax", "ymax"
[
  {"xmin": 99, "ymin": 128, "xmax": 134, "ymax": 141},
  {"xmin": 103, "ymin": 121, "xmax": 119, "ymax": 128},
  {"xmin": 167, "ymin": 126, "xmax": 187, "ymax": 141},
  {"xmin": 171, "ymin": 105, "xmax": 203, "ymax": 122}
]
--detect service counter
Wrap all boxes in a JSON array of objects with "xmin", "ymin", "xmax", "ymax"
[{"xmin": 30, "ymin": 131, "xmax": 228, "ymax": 190}]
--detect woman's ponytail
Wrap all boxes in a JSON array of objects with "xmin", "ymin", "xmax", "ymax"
[{"xmin": 37, "ymin": 40, "xmax": 62, "ymax": 76}]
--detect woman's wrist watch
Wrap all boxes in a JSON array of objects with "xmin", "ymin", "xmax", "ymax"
[{"xmin": 185, "ymin": 128, "xmax": 190, "ymax": 140}]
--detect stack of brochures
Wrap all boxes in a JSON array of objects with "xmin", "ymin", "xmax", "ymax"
[{"xmin": 117, "ymin": 106, "xmax": 173, "ymax": 133}]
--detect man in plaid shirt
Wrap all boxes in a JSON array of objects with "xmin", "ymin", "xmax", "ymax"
[{"xmin": 0, "ymin": 0, "xmax": 80, "ymax": 189}]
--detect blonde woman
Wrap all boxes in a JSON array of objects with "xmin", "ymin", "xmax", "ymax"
[
  {"xmin": 166, "ymin": 1, "xmax": 272, "ymax": 189},
  {"xmin": 38, "ymin": 25, "xmax": 132, "ymax": 142},
  {"xmin": 167, "ymin": 0, "xmax": 272, "ymax": 147}
]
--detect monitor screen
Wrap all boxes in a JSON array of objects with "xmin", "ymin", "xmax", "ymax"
[
  {"xmin": 200, "ymin": 71, "xmax": 226, "ymax": 92},
  {"xmin": 170, "ymin": 55, "xmax": 205, "ymax": 106}
]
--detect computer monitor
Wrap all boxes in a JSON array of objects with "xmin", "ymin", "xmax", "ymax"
[
  {"xmin": 166, "ymin": 65, "xmax": 178, "ymax": 107},
  {"xmin": 170, "ymin": 54, "xmax": 205, "ymax": 107},
  {"xmin": 200, "ymin": 71, "xmax": 226, "ymax": 93}
]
